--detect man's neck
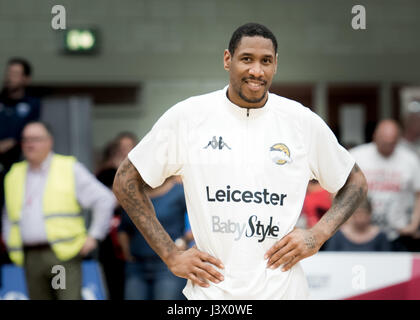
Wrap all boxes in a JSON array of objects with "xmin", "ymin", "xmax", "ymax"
[
  {"xmin": 226, "ymin": 87, "xmax": 267, "ymax": 109},
  {"xmin": 28, "ymin": 153, "xmax": 52, "ymax": 171}
]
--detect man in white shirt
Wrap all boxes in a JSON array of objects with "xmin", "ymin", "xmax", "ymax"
[
  {"xmin": 2, "ymin": 121, "xmax": 116, "ymax": 299},
  {"xmin": 113, "ymin": 23, "xmax": 367, "ymax": 299},
  {"xmin": 350, "ymin": 120, "xmax": 420, "ymax": 251}
]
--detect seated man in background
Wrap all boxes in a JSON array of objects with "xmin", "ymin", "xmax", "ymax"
[
  {"xmin": 350, "ymin": 120, "xmax": 420, "ymax": 251},
  {"xmin": 324, "ymin": 198, "xmax": 391, "ymax": 251},
  {"xmin": 1, "ymin": 121, "xmax": 115, "ymax": 300}
]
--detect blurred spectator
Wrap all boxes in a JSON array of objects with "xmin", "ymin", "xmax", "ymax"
[
  {"xmin": 0, "ymin": 58, "xmax": 41, "ymax": 196},
  {"xmin": 0, "ymin": 58, "xmax": 41, "ymax": 280},
  {"xmin": 301, "ymin": 180, "xmax": 332, "ymax": 228},
  {"xmin": 118, "ymin": 176, "xmax": 189, "ymax": 300},
  {"xmin": 400, "ymin": 101, "xmax": 420, "ymax": 158},
  {"xmin": 96, "ymin": 132, "xmax": 138, "ymax": 187},
  {"xmin": 324, "ymin": 198, "xmax": 391, "ymax": 251},
  {"xmin": 350, "ymin": 119, "xmax": 420, "ymax": 251},
  {"xmin": 96, "ymin": 132, "xmax": 138, "ymax": 300},
  {"xmin": 1, "ymin": 121, "xmax": 115, "ymax": 299}
]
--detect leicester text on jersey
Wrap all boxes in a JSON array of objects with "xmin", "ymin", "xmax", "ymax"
[{"xmin": 206, "ymin": 185, "xmax": 287, "ymax": 206}]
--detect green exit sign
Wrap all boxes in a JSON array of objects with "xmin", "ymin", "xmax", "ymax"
[{"xmin": 64, "ymin": 29, "xmax": 99, "ymax": 54}]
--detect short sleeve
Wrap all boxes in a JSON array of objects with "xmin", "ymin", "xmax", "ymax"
[
  {"xmin": 128, "ymin": 105, "xmax": 184, "ymax": 188},
  {"xmin": 304, "ymin": 110, "xmax": 355, "ymax": 193}
]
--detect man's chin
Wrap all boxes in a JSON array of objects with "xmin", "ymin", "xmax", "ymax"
[{"xmin": 239, "ymin": 90, "xmax": 266, "ymax": 104}]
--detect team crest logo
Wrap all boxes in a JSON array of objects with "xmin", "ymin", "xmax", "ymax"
[{"xmin": 270, "ymin": 143, "xmax": 292, "ymax": 165}]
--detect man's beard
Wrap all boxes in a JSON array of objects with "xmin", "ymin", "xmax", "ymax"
[{"xmin": 238, "ymin": 87, "xmax": 267, "ymax": 104}]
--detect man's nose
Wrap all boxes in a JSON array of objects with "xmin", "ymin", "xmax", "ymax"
[{"xmin": 248, "ymin": 63, "xmax": 264, "ymax": 78}]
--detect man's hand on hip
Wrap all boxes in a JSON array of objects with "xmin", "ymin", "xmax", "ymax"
[
  {"xmin": 264, "ymin": 228, "xmax": 321, "ymax": 272},
  {"xmin": 79, "ymin": 236, "xmax": 98, "ymax": 257},
  {"xmin": 167, "ymin": 246, "xmax": 224, "ymax": 288}
]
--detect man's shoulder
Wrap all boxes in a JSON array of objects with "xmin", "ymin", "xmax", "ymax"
[
  {"xmin": 174, "ymin": 88, "xmax": 222, "ymax": 109},
  {"xmin": 162, "ymin": 88, "xmax": 223, "ymax": 119},
  {"xmin": 349, "ymin": 143, "xmax": 374, "ymax": 155},
  {"xmin": 395, "ymin": 144, "xmax": 420, "ymax": 165},
  {"xmin": 269, "ymin": 93, "xmax": 308, "ymax": 111}
]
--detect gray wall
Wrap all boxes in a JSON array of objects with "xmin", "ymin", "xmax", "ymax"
[{"xmin": 1, "ymin": 0, "xmax": 419, "ymax": 152}]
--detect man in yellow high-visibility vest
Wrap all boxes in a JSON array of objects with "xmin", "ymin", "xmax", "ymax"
[{"xmin": 1, "ymin": 121, "xmax": 116, "ymax": 299}]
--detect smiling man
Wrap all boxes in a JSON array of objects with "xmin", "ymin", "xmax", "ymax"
[{"xmin": 113, "ymin": 23, "xmax": 367, "ymax": 299}]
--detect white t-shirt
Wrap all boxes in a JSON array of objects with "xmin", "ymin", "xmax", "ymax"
[
  {"xmin": 128, "ymin": 86, "xmax": 355, "ymax": 299},
  {"xmin": 350, "ymin": 143, "xmax": 420, "ymax": 241}
]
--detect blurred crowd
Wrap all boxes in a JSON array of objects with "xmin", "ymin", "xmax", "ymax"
[
  {"xmin": 0, "ymin": 57, "xmax": 419, "ymax": 299},
  {"xmin": 299, "ymin": 114, "xmax": 420, "ymax": 252}
]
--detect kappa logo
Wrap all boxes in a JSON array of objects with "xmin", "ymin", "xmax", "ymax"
[
  {"xmin": 204, "ymin": 136, "xmax": 231, "ymax": 150},
  {"xmin": 270, "ymin": 143, "xmax": 292, "ymax": 165}
]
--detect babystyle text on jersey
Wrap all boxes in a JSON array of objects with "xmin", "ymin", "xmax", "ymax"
[{"xmin": 206, "ymin": 185, "xmax": 287, "ymax": 242}]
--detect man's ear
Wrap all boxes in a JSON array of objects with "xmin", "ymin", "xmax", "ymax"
[
  {"xmin": 274, "ymin": 53, "xmax": 278, "ymax": 74},
  {"xmin": 223, "ymin": 49, "xmax": 231, "ymax": 71}
]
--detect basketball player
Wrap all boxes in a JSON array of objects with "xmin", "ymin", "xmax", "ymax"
[{"xmin": 113, "ymin": 23, "xmax": 367, "ymax": 299}]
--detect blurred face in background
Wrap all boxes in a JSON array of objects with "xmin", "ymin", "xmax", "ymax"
[
  {"xmin": 350, "ymin": 207, "xmax": 372, "ymax": 231},
  {"xmin": 118, "ymin": 136, "xmax": 137, "ymax": 159},
  {"xmin": 4, "ymin": 63, "xmax": 29, "ymax": 92},
  {"xmin": 21, "ymin": 123, "xmax": 53, "ymax": 167},
  {"xmin": 373, "ymin": 120, "xmax": 400, "ymax": 157}
]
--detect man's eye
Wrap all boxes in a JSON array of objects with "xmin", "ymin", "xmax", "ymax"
[
  {"xmin": 242, "ymin": 57, "xmax": 251, "ymax": 62},
  {"xmin": 263, "ymin": 58, "xmax": 272, "ymax": 64}
]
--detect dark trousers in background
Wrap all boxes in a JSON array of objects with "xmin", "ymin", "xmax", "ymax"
[
  {"xmin": 23, "ymin": 245, "xmax": 82, "ymax": 300},
  {"xmin": 98, "ymin": 235, "xmax": 125, "ymax": 300},
  {"xmin": 124, "ymin": 257, "xmax": 186, "ymax": 300}
]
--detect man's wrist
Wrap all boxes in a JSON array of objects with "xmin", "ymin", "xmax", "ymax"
[
  {"xmin": 164, "ymin": 245, "xmax": 182, "ymax": 269},
  {"xmin": 310, "ymin": 224, "xmax": 330, "ymax": 247}
]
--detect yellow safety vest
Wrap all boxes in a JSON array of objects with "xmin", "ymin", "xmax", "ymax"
[{"xmin": 4, "ymin": 154, "xmax": 87, "ymax": 266}]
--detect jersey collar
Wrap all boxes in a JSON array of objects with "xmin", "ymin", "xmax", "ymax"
[{"xmin": 222, "ymin": 85, "xmax": 271, "ymax": 120}]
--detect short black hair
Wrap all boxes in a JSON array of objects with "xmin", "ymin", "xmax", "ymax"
[
  {"xmin": 7, "ymin": 57, "xmax": 32, "ymax": 77},
  {"xmin": 228, "ymin": 23, "xmax": 278, "ymax": 56}
]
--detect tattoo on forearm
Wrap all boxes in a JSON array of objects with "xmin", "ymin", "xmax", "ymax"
[
  {"xmin": 113, "ymin": 159, "xmax": 176, "ymax": 260},
  {"xmin": 321, "ymin": 164, "xmax": 366, "ymax": 235},
  {"xmin": 305, "ymin": 233, "xmax": 317, "ymax": 249}
]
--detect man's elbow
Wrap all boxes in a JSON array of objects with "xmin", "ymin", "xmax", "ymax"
[
  {"xmin": 355, "ymin": 167, "xmax": 368, "ymax": 200},
  {"xmin": 112, "ymin": 160, "xmax": 125, "ymax": 200}
]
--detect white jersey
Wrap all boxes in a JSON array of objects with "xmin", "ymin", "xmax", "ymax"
[
  {"xmin": 128, "ymin": 86, "xmax": 355, "ymax": 299},
  {"xmin": 350, "ymin": 143, "xmax": 420, "ymax": 241}
]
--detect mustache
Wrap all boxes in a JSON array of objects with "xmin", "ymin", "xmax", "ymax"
[{"xmin": 242, "ymin": 76, "xmax": 267, "ymax": 85}]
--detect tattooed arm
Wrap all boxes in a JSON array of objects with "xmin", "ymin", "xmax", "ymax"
[
  {"xmin": 265, "ymin": 163, "xmax": 367, "ymax": 271},
  {"xmin": 113, "ymin": 158, "xmax": 224, "ymax": 287}
]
